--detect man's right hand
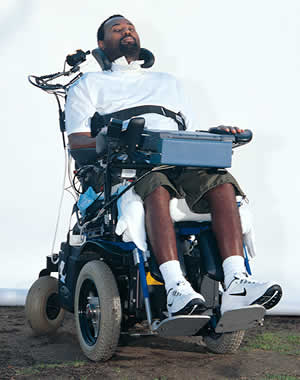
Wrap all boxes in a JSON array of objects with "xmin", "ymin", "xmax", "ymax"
[{"xmin": 210, "ymin": 125, "xmax": 245, "ymax": 134}]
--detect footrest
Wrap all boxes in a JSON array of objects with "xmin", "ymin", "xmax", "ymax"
[
  {"xmin": 152, "ymin": 315, "xmax": 210, "ymax": 337},
  {"xmin": 215, "ymin": 305, "xmax": 265, "ymax": 333}
]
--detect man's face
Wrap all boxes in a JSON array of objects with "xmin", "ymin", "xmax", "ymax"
[{"xmin": 98, "ymin": 17, "xmax": 141, "ymax": 62}]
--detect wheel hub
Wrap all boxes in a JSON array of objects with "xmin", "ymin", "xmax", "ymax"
[{"xmin": 85, "ymin": 296, "xmax": 100, "ymax": 338}]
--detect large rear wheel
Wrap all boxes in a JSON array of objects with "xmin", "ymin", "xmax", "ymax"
[
  {"xmin": 74, "ymin": 259, "xmax": 121, "ymax": 361},
  {"xmin": 25, "ymin": 276, "xmax": 65, "ymax": 335}
]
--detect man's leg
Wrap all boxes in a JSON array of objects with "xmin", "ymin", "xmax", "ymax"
[
  {"xmin": 144, "ymin": 186, "xmax": 205, "ymax": 316},
  {"xmin": 205, "ymin": 183, "xmax": 282, "ymax": 313},
  {"xmin": 144, "ymin": 186, "xmax": 177, "ymax": 265},
  {"xmin": 205, "ymin": 183, "xmax": 243, "ymax": 261},
  {"xmin": 205, "ymin": 183, "xmax": 248, "ymax": 289},
  {"xmin": 142, "ymin": 176, "xmax": 282, "ymax": 315}
]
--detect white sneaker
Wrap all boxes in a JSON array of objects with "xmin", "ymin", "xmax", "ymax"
[
  {"xmin": 221, "ymin": 273, "xmax": 282, "ymax": 315},
  {"xmin": 166, "ymin": 280, "xmax": 206, "ymax": 317}
]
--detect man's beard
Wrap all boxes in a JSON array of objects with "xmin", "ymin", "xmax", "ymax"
[{"xmin": 119, "ymin": 38, "xmax": 140, "ymax": 58}]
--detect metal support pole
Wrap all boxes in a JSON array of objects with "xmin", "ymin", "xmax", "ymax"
[{"xmin": 133, "ymin": 248, "xmax": 152, "ymax": 328}]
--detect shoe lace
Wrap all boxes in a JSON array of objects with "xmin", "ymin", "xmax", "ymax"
[
  {"xmin": 167, "ymin": 281, "xmax": 189, "ymax": 298},
  {"xmin": 235, "ymin": 273, "xmax": 263, "ymax": 285}
]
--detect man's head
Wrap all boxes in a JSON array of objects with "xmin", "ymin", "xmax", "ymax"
[{"xmin": 97, "ymin": 15, "xmax": 141, "ymax": 63}]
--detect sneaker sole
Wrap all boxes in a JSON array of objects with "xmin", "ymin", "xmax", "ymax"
[
  {"xmin": 172, "ymin": 298, "xmax": 207, "ymax": 316},
  {"xmin": 251, "ymin": 285, "xmax": 282, "ymax": 310}
]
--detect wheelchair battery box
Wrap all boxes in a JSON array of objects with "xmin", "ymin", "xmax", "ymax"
[{"xmin": 140, "ymin": 130, "xmax": 234, "ymax": 168}]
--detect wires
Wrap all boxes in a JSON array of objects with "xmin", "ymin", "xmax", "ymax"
[
  {"xmin": 50, "ymin": 145, "xmax": 83, "ymax": 262},
  {"xmin": 79, "ymin": 164, "xmax": 174, "ymax": 234},
  {"xmin": 50, "ymin": 145, "xmax": 68, "ymax": 264},
  {"xmin": 28, "ymin": 66, "xmax": 83, "ymax": 97},
  {"xmin": 28, "ymin": 62, "xmax": 87, "ymax": 262}
]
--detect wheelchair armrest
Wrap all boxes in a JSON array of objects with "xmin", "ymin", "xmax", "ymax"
[{"xmin": 70, "ymin": 148, "xmax": 98, "ymax": 166}]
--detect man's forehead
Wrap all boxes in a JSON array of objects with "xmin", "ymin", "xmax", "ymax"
[{"xmin": 105, "ymin": 17, "xmax": 133, "ymax": 29}]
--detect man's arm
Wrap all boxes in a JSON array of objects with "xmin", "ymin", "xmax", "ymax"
[
  {"xmin": 68, "ymin": 132, "xmax": 96, "ymax": 150},
  {"xmin": 65, "ymin": 73, "xmax": 98, "ymax": 145}
]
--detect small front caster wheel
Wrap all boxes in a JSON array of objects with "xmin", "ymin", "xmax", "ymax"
[{"xmin": 25, "ymin": 276, "xmax": 65, "ymax": 335}]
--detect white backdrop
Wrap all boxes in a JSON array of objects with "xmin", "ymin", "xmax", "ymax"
[{"xmin": 1, "ymin": 0, "xmax": 300, "ymax": 314}]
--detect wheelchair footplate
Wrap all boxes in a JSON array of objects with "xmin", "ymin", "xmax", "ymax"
[
  {"xmin": 215, "ymin": 305, "xmax": 265, "ymax": 333},
  {"xmin": 151, "ymin": 315, "xmax": 210, "ymax": 337}
]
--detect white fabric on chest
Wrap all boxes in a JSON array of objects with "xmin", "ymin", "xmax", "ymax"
[{"xmin": 65, "ymin": 57, "xmax": 197, "ymax": 135}]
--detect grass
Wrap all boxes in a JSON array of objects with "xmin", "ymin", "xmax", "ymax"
[
  {"xmin": 243, "ymin": 332, "xmax": 300, "ymax": 355},
  {"xmin": 14, "ymin": 360, "xmax": 86, "ymax": 376},
  {"xmin": 262, "ymin": 376, "xmax": 300, "ymax": 380}
]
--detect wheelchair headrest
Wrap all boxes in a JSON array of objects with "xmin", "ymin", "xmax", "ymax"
[{"xmin": 91, "ymin": 48, "xmax": 155, "ymax": 71}]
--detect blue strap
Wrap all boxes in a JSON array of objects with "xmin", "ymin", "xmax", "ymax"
[
  {"xmin": 243, "ymin": 242, "xmax": 252, "ymax": 275},
  {"xmin": 177, "ymin": 225, "xmax": 210, "ymax": 235}
]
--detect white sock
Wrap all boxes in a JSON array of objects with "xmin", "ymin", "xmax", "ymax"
[
  {"xmin": 222, "ymin": 255, "xmax": 247, "ymax": 289},
  {"xmin": 159, "ymin": 260, "xmax": 186, "ymax": 291}
]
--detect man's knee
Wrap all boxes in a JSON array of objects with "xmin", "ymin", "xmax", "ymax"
[
  {"xmin": 144, "ymin": 185, "xmax": 171, "ymax": 206},
  {"xmin": 134, "ymin": 171, "xmax": 177, "ymax": 201},
  {"xmin": 205, "ymin": 182, "xmax": 236, "ymax": 197}
]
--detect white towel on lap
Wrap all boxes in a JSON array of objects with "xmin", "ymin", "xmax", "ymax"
[{"xmin": 115, "ymin": 187, "xmax": 148, "ymax": 251}]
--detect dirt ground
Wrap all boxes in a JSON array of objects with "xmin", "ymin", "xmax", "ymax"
[{"xmin": 1, "ymin": 307, "xmax": 300, "ymax": 380}]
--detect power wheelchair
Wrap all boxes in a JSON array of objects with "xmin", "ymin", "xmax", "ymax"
[{"xmin": 25, "ymin": 48, "xmax": 266, "ymax": 362}]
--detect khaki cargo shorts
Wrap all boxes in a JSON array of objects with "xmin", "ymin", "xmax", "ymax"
[{"xmin": 134, "ymin": 168, "xmax": 245, "ymax": 214}]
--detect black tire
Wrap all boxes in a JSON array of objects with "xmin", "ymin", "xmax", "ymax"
[
  {"xmin": 203, "ymin": 330, "xmax": 245, "ymax": 354},
  {"xmin": 74, "ymin": 259, "xmax": 122, "ymax": 361},
  {"xmin": 25, "ymin": 276, "xmax": 65, "ymax": 335}
]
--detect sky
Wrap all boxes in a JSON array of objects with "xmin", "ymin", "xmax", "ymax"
[{"xmin": 1, "ymin": 0, "xmax": 300, "ymax": 314}]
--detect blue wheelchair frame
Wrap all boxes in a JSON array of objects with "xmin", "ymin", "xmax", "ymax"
[{"xmin": 43, "ymin": 120, "xmax": 253, "ymax": 338}]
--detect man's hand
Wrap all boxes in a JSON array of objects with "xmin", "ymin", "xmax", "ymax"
[
  {"xmin": 208, "ymin": 125, "xmax": 253, "ymax": 143},
  {"xmin": 215, "ymin": 125, "xmax": 245, "ymax": 134}
]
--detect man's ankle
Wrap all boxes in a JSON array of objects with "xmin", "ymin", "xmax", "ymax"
[
  {"xmin": 159, "ymin": 260, "xmax": 185, "ymax": 290},
  {"xmin": 222, "ymin": 255, "xmax": 246, "ymax": 289}
]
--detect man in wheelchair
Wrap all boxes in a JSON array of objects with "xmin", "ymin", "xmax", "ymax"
[{"xmin": 65, "ymin": 14, "xmax": 282, "ymax": 318}]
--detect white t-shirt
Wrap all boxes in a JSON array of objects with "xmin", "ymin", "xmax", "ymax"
[{"xmin": 65, "ymin": 56, "xmax": 198, "ymax": 135}]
